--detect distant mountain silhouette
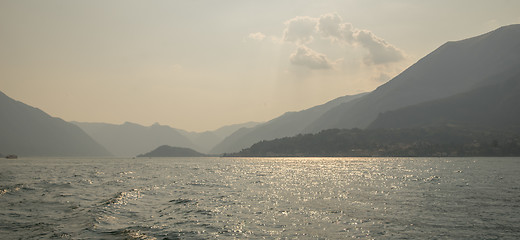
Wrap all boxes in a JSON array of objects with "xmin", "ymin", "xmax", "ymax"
[
  {"xmin": 209, "ymin": 127, "xmax": 257, "ymax": 155},
  {"xmin": 74, "ymin": 121, "xmax": 261, "ymax": 156},
  {"xmin": 368, "ymin": 68, "xmax": 520, "ymax": 130},
  {"xmin": 137, "ymin": 145, "xmax": 207, "ymax": 157},
  {"xmin": 176, "ymin": 121, "xmax": 261, "ymax": 153},
  {"xmin": 73, "ymin": 122, "xmax": 197, "ymax": 157},
  {"xmin": 177, "ymin": 131, "xmax": 221, "ymax": 153},
  {"xmin": 0, "ymin": 91, "xmax": 111, "ymax": 157},
  {"xmin": 210, "ymin": 93, "xmax": 367, "ymax": 154},
  {"xmin": 304, "ymin": 24, "xmax": 520, "ymax": 132},
  {"xmin": 212, "ymin": 121, "xmax": 262, "ymax": 139}
]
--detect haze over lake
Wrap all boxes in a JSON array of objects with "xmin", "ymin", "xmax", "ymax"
[
  {"xmin": 2, "ymin": 1, "xmax": 519, "ymax": 132},
  {"xmin": 1, "ymin": 1, "xmax": 520, "ymax": 239}
]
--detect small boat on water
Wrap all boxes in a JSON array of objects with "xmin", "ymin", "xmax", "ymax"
[{"xmin": 5, "ymin": 155, "xmax": 18, "ymax": 159}]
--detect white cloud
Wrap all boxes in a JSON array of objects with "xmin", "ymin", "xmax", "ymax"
[
  {"xmin": 289, "ymin": 45, "xmax": 333, "ymax": 70},
  {"xmin": 283, "ymin": 16, "xmax": 318, "ymax": 44},
  {"xmin": 248, "ymin": 32, "xmax": 266, "ymax": 41},
  {"xmin": 278, "ymin": 13, "xmax": 406, "ymax": 69},
  {"xmin": 355, "ymin": 30, "xmax": 405, "ymax": 65},
  {"xmin": 317, "ymin": 13, "xmax": 355, "ymax": 43}
]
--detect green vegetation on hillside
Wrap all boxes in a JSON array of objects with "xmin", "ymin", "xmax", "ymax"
[{"xmin": 226, "ymin": 127, "xmax": 520, "ymax": 157}]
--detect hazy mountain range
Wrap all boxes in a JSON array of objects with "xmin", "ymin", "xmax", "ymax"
[
  {"xmin": 1, "ymin": 24, "xmax": 519, "ymax": 157},
  {"xmin": 0, "ymin": 91, "xmax": 110, "ymax": 157},
  {"xmin": 368, "ymin": 68, "xmax": 520, "ymax": 130},
  {"xmin": 303, "ymin": 24, "xmax": 520, "ymax": 132},
  {"xmin": 176, "ymin": 121, "xmax": 260, "ymax": 152},
  {"xmin": 228, "ymin": 24, "xmax": 520, "ymax": 157},
  {"xmin": 214, "ymin": 24, "xmax": 520, "ymax": 154},
  {"xmin": 72, "ymin": 122, "xmax": 197, "ymax": 157},
  {"xmin": 209, "ymin": 93, "xmax": 367, "ymax": 154},
  {"xmin": 73, "ymin": 121, "xmax": 260, "ymax": 156}
]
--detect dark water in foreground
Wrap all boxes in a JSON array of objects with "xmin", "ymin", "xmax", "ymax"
[{"xmin": 0, "ymin": 157, "xmax": 519, "ymax": 239}]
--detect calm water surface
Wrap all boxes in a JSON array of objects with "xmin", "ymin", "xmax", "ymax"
[{"xmin": 0, "ymin": 157, "xmax": 519, "ymax": 239}]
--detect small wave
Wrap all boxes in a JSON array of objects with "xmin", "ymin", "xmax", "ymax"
[
  {"xmin": 187, "ymin": 182, "xmax": 205, "ymax": 187},
  {"xmin": 164, "ymin": 230, "xmax": 205, "ymax": 239},
  {"xmin": 37, "ymin": 180, "xmax": 74, "ymax": 189},
  {"xmin": 0, "ymin": 187, "xmax": 17, "ymax": 196},
  {"xmin": 186, "ymin": 181, "xmax": 229, "ymax": 188},
  {"xmin": 124, "ymin": 229, "xmax": 156, "ymax": 240},
  {"xmin": 425, "ymin": 175, "xmax": 441, "ymax": 182},
  {"xmin": 77, "ymin": 178, "xmax": 93, "ymax": 185},
  {"xmin": 169, "ymin": 198, "xmax": 196, "ymax": 205},
  {"xmin": 103, "ymin": 189, "xmax": 141, "ymax": 206},
  {"xmin": 0, "ymin": 184, "xmax": 24, "ymax": 196},
  {"xmin": 194, "ymin": 209, "xmax": 213, "ymax": 216},
  {"xmin": 105, "ymin": 228, "xmax": 157, "ymax": 240}
]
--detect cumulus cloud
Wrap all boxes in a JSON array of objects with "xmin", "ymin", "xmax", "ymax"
[
  {"xmin": 277, "ymin": 13, "xmax": 405, "ymax": 69},
  {"xmin": 317, "ymin": 13, "xmax": 355, "ymax": 43},
  {"xmin": 248, "ymin": 32, "xmax": 266, "ymax": 41},
  {"xmin": 289, "ymin": 45, "xmax": 333, "ymax": 70},
  {"xmin": 283, "ymin": 16, "xmax": 318, "ymax": 43},
  {"xmin": 355, "ymin": 30, "xmax": 405, "ymax": 65}
]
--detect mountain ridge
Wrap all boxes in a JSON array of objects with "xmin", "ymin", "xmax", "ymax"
[
  {"xmin": 73, "ymin": 121, "xmax": 197, "ymax": 157},
  {"xmin": 304, "ymin": 24, "xmax": 520, "ymax": 133},
  {"xmin": 224, "ymin": 24, "xmax": 520, "ymax": 157},
  {"xmin": 368, "ymin": 67, "xmax": 520, "ymax": 130},
  {"xmin": 210, "ymin": 92, "xmax": 367, "ymax": 154},
  {"xmin": 175, "ymin": 121, "xmax": 261, "ymax": 152},
  {"xmin": 0, "ymin": 91, "xmax": 111, "ymax": 157},
  {"xmin": 216, "ymin": 24, "xmax": 520, "ymax": 154},
  {"xmin": 73, "ymin": 120, "xmax": 262, "ymax": 156}
]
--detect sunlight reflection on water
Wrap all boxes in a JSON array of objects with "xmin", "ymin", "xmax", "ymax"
[{"xmin": 0, "ymin": 157, "xmax": 519, "ymax": 239}]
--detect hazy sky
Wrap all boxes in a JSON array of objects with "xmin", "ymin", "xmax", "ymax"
[{"xmin": 1, "ymin": 1, "xmax": 519, "ymax": 132}]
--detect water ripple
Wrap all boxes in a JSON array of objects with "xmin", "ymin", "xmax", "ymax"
[{"xmin": 0, "ymin": 157, "xmax": 519, "ymax": 239}]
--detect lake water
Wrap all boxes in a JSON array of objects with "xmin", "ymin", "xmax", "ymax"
[{"xmin": 0, "ymin": 157, "xmax": 519, "ymax": 239}]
